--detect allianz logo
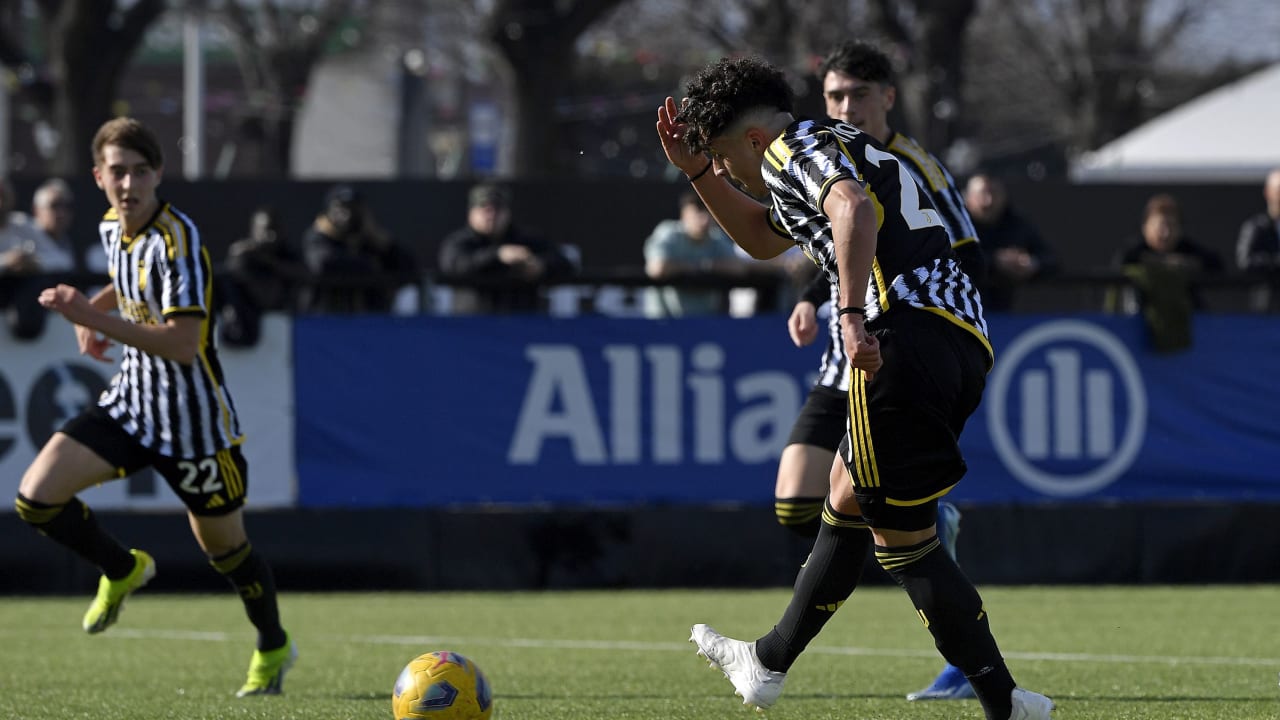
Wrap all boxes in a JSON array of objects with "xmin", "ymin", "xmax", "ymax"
[
  {"xmin": 507, "ymin": 343, "xmax": 803, "ymax": 465},
  {"xmin": 986, "ymin": 320, "xmax": 1147, "ymax": 497}
]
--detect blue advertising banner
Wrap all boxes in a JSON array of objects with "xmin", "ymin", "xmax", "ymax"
[
  {"xmin": 294, "ymin": 314, "xmax": 1280, "ymax": 507},
  {"xmin": 957, "ymin": 315, "xmax": 1280, "ymax": 503},
  {"xmin": 294, "ymin": 316, "xmax": 814, "ymax": 507}
]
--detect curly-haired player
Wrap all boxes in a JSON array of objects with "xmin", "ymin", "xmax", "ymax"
[
  {"xmin": 776, "ymin": 40, "xmax": 989, "ymax": 702},
  {"xmin": 657, "ymin": 56, "xmax": 1053, "ymax": 720}
]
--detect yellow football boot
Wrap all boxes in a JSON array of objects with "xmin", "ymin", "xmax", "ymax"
[
  {"xmin": 236, "ymin": 634, "xmax": 298, "ymax": 697},
  {"xmin": 82, "ymin": 549, "xmax": 156, "ymax": 634}
]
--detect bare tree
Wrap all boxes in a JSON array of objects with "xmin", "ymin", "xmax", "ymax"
[
  {"xmin": 991, "ymin": 0, "xmax": 1198, "ymax": 154},
  {"xmin": 865, "ymin": 0, "xmax": 977, "ymax": 152},
  {"xmin": 0, "ymin": 0, "xmax": 166, "ymax": 174},
  {"xmin": 678, "ymin": 0, "xmax": 855, "ymax": 80},
  {"xmin": 215, "ymin": 0, "xmax": 354, "ymax": 176},
  {"xmin": 485, "ymin": 0, "xmax": 627, "ymax": 178}
]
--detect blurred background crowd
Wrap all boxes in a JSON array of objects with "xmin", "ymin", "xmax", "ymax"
[{"xmin": 0, "ymin": 0, "xmax": 1278, "ymax": 343}]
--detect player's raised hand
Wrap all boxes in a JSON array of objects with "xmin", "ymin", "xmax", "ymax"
[
  {"xmin": 787, "ymin": 301, "xmax": 819, "ymax": 347},
  {"xmin": 656, "ymin": 96, "xmax": 706, "ymax": 176}
]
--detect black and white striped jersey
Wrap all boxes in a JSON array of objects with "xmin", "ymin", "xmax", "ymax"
[
  {"xmin": 97, "ymin": 202, "xmax": 243, "ymax": 458},
  {"xmin": 763, "ymin": 118, "xmax": 991, "ymax": 393},
  {"xmin": 801, "ymin": 128, "xmax": 985, "ymax": 392},
  {"xmin": 885, "ymin": 131, "xmax": 978, "ymax": 252}
]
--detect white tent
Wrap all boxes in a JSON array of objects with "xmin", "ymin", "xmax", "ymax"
[{"xmin": 1071, "ymin": 62, "xmax": 1280, "ymax": 183}]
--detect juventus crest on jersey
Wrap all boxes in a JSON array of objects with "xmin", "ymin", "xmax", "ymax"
[
  {"xmin": 98, "ymin": 202, "xmax": 243, "ymax": 458},
  {"xmin": 761, "ymin": 118, "xmax": 990, "ymax": 362}
]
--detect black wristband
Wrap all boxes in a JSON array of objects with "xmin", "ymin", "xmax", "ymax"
[
  {"xmin": 837, "ymin": 306, "xmax": 866, "ymax": 318},
  {"xmin": 687, "ymin": 160, "xmax": 713, "ymax": 183}
]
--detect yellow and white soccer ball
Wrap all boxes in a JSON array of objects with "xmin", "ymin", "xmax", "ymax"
[{"xmin": 392, "ymin": 651, "xmax": 494, "ymax": 720}]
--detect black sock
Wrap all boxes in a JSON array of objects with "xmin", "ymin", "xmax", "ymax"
[
  {"xmin": 211, "ymin": 542, "xmax": 287, "ymax": 651},
  {"xmin": 774, "ymin": 496, "xmax": 825, "ymax": 538},
  {"xmin": 15, "ymin": 494, "xmax": 136, "ymax": 579},
  {"xmin": 755, "ymin": 501, "xmax": 871, "ymax": 672},
  {"xmin": 878, "ymin": 538, "xmax": 1015, "ymax": 720}
]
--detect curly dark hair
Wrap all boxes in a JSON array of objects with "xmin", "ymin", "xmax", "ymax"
[
  {"xmin": 676, "ymin": 56, "xmax": 794, "ymax": 154},
  {"xmin": 818, "ymin": 41, "xmax": 894, "ymax": 85}
]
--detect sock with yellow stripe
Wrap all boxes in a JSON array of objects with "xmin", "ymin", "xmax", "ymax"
[
  {"xmin": 774, "ymin": 496, "xmax": 825, "ymax": 538},
  {"xmin": 14, "ymin": 494, "xmax": 136, "ymax": 579},
  {"xmin": 754, "ymin": 500, "xmax": 871, "ymax": 672},
  {"xmin": 211, "ymin": 542, "xmax": 287, "ymax": 651},
  {"xmin": 878, "ymin": 538, "xmax": 1015, "ymax": 719}
]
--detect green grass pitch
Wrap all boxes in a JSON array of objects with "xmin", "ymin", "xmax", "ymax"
[{"xmin": 1, "ymin": 586, "xmax": 1278, "ymax": 719}]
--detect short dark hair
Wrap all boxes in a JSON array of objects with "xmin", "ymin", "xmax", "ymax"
[
  {"xmin": 678, "ymin": 190, "xmax": 705, "ymax": 211},
  {"xmin": 469, "ymin": 182, "xmax": 510, "ymax": 209},
  {"xmin": 325, "ymin": 183, "xmax": 363, "ymax": 207},
  {"xmin": 676, "ymin": 56, "xmax": 794, "ymax": 154},
  {"xmin": 818, "ymin": 41, "xmax": 895, "ymax": 86},
  {"xmin": 92, "ymin": 117, "xmax": 163, "ymax": 169},
  {"xmin": 1144, "ymin": 193, "xmax": 1180, "ymax": 221}
]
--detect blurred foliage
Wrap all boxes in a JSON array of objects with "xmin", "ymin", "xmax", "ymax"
[{"xmin": 0, "ymin": 0, "xmax": 1275, "ymax": 180}]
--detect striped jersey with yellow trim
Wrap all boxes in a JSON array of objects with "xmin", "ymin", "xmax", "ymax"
[
  {"xmin": 98, "ymin": 201, "xmax": 243, "ymax": 458},
  {"xmin": 809, "ymin": 129, "xmax": 983, "ymax": 393},
  {"xmin": 763, "ymin": 118, "xmax": 989, "ymax": 360},
  {"xmin": 884, "ymin": 131, "xmax": 978, "ymax": 250}
]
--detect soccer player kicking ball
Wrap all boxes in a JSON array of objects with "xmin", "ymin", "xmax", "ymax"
[
  {"xmin": 775, "ymin": 40, "xmax": 988, "ymax": 703},
  {"xmin": 656, "ymin": 57, "xmax": 1054, "ymax": 720},
  {"xmin": 14, "ymin": 117, "xmax": 295, "ymax": 697}
]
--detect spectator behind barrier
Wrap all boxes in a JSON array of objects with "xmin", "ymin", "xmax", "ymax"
[
  {"xmin": 299, "ymin": 184, "xmax": 419, "ymax": 314},
  {"xmin": 31, "ymin": 179, "xmax": 103, "ymax": 274},
  {"xmin": 437, "ymin": 182, "xmax": 576, "ymax": 314},
  {"xmin": 643, "ymin": 190, "xmax": 753, "ymax": 317},
  {"xmin": 1236, "ymin": 168, "xmax": 1280, "ymax": 312},
  {"xmin": 220, "ymin": 206, "xmax": 308, "ymax": 346},
  {"xmin": 1110, "ymin": 193, "xmax": 1223, "ymax": 352},
  {"xmin": 964, "ymin": 172, "xmax": 1057, "ymax": 311},
  {"xmin": 1, "ymin": 177, "xmax": 62, "ymax": 339}
]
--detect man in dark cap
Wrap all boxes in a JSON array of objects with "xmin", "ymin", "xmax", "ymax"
[
  {"xmin": 437, "ymin": 182, "xmax": 576, "ymax": 313},
  {"xmin": 300, "ymin": 183, "xmax": 418, "ymax": 313}
]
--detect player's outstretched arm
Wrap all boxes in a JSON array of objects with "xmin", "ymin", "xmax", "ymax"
[
  {"xmin": 39, "ymin": 284, "xmax": 202, "ymax": 365},
  {"xmin": 656, "ymin": 97, "xmax": 791, "ymax": 260}
]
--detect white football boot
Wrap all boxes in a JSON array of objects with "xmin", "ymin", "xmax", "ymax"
[
  {"xmin": 1009, "ymin": 687, "xmax": 1055, "ymax": 719},
  {"xmin": 689, "ymin": 624, "xmax": 787, "ymax": 711}
]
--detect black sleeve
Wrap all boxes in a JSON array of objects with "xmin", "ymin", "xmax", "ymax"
[
  {"xmin": 799, "ymin": 267, "xmax": 830, "ymax": 306},
  {"xmin": 953, "ymin": 241, "xmax": 987, "ymax": 288},
  {"xmin": 510, "ymin": 227, "xmax": 577, "ymax": 280},
  {"xmin": 1021, "ymin": 220, "xmax": 1058, "ymax": 277},
  {"xmin": 438, "ymin": 229, "xmax": 503, "ymax": 275},
  {"xmin": 1236, "ymin": 218, "xmax": 1279, "ymax": 270},
  {"xmin": 303, "ymin": 228, "xmax": 378, "ymax": 275}
]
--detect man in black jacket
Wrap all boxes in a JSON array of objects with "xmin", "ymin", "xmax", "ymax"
[
  {"xmin": 437, "ymin": 183, "xmax": 576, "ymax": 313},
  {"xmin": 1237, "ymin": 169, "xmax": 1280, "ymax": 311},
  {"xmin": 964, "ymin": 173, "xmax": 1057, "ymax": 312},
  {"xmin": 300, "ymin": 184, "xmax": 418, "ymax": 314}
]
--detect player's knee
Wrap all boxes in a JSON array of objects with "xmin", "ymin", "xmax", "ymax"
[
  {"xmin": 209, "ymin": 541, "xmax": 253, "ymax": 575},
  {"xmin": 775, "ymin": 496, "xmax": 824, "ymax": 537},
  {"xmin": 15, "ymin": 492, "xmax": 75, "ymax": 527}
]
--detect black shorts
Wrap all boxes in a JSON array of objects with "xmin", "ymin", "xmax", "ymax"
[
  {"xmin": 786, "ymin": 385, "xmax": 847, "ymax": 452},
  {"xmin": 837, "ymin": 309, "xmax": 988, "ymax": 531},
  {"xmin": 60, "ymin": 405, "xmax": 249, "ymax": 517}
]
